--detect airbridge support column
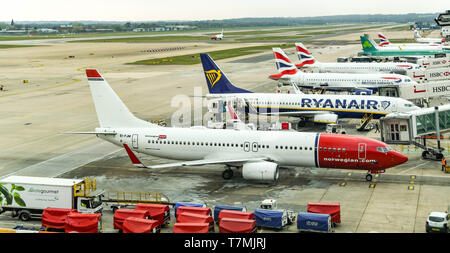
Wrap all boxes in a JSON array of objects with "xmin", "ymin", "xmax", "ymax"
[{"xmin": 435, "ymin": 106, "xmax": 441, "ymax": 151}]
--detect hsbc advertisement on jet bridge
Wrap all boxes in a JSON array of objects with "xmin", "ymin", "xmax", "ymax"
[
  {"xmin": 410, "ymin": 68, "xmax": 450, "ymax": 82},
  {"xmin": 400, "ymin": 81, "xmax": 450, "ymax": 99}
]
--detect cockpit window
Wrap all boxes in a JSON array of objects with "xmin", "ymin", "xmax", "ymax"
[
  {"xmin": 405, "ymin": 79, "xmax": 410, "ymax": 82},
  {"xmin": 377, "ymin": 147, "xmax": 393, "ymax": 152},
  {"xmin": 404, "ymin": 103, "xmax": 413, "ymax": 107}
]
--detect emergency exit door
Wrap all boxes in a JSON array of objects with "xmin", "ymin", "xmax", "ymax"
[
  {"xmin": 132, "ymin": 134, "xmax": 138, "ymax": 149},
  {"xmin": 358, "ymin": 143, "xmax": 367, "ymax": 160}
]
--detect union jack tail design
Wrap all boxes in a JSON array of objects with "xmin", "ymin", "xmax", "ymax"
[
  {"xmin": 269, "ymin": 48, "xmax": 298, "ymax": 80},
  {"xmin": 378, "ymin": 33, "xmax": 390, "ymax": 46},
  {"xmin": 295, "ymin": 42, "xmax": 316, "ymax": 68}
]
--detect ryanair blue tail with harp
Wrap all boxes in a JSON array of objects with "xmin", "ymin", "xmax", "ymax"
[{"xmin": 200, "ymin": 53, "xmax": 420, "ymax": 123}]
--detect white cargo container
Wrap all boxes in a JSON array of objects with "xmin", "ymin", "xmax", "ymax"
[{"xmin": 0, "ymin": 176, "xmax": 103, "ymax": 221}]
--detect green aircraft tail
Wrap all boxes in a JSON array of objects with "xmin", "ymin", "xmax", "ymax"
[{"xmin": 360, "ymin": 35, "xmax": 378, "ymax": 52}]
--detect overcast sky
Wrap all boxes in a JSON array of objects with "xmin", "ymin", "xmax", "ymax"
[{"xmin": 1, "ymin": 0, "xmax": 448, "ymax": 22}]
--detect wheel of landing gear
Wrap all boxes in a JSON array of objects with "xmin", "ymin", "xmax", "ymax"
[
  {"xmin": 222, "ymin": 169, "xmax": 233, "ymax": 180},
  {"xmin": 422, "ymin": 151, "xmax": 429, "ymax": 159},
  {"xmin": 365, "ymin": 174, "xmax": 373, "ymax": 182}
]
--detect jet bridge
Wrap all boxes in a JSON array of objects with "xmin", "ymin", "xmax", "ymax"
[{"xmin": 380, "ymin": 104, "xmax": 450, "ymax": 160}]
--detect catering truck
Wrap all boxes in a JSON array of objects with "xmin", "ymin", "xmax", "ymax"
[
  {"xmin": 0, "ymin": 176, "xmax": 103, "ymax": 221},
  {"xmin": 254, "ymin": 199, "xmax": 295, "ymax": 229}
]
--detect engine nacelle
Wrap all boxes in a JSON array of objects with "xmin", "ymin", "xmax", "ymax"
[
  {"xmin": 313, "ymin": 114, "xmax": 338, "ymax": 124},
  {"xmin": 353, "ymin": 89, "xmax": 373, "ymax": 95},
  {"xmin": 242, "ymin": 162, "xmax": 279, "ymax": 181}
]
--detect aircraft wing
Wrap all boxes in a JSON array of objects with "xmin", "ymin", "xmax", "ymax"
[
  {"xmin": 61, "ymin": 131, "xmax": 117, "ymax": 135},
  {"xmin": 123, "ymin": 144, "xmax": 270, "ymax": 169}
]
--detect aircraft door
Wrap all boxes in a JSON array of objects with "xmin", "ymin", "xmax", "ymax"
[
  {"xmin": 244, "ymin": 142, "xmax": 250, "ymax": 152},
  {"xmin": 132, "ymin": 134, "xmax": 138, "ymax": 149},
  {"xmin": 252, "ymin": 142, "xmax": 259, "ymax": 152},
  {"xmin": 358, "ymin": 143, "xmax": 367, "ymax": 160}
]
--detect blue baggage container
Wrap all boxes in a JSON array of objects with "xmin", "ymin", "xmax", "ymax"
[
  {"xmin": 213, "ymin": 205, "xmax": 246, "ymax": 222},
  {"xmin": 297, "ymin": 212, "xmax": 331, "ymax": 232},
  {"xmin": 174, "ymin": 202, "xmax": 205, "ymax": 217},
  {"xmin": 254, "ymin": 209, "xmax": 284, "ymax": 229}
]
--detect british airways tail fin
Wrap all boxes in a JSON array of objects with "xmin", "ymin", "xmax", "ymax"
[
  {"xmin": 377, "ymin": 33, "xmax": 390, "ymax": 46},
  {"xmin": 295, "ymin": 42, "xmax": 317, "ymax": 67},
  {"xmin": 200, "ymin": 54, "xmax": 252, "ymax": 94},
  {"xmin": 269, "ymin": 48, "xmax": 298, "ymax": 80}
]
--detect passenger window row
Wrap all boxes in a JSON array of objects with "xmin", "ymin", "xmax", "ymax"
[
  {"xmin": 319, "ymin": 147, "xmax": 346, "ymax": 152},
  {"xmin": 275, "ymin": 146, "xmax": 313, "ymax": 151},
  {"xmin": 148, "ymin": 140, "xmax": 271, "ymax": 149}
]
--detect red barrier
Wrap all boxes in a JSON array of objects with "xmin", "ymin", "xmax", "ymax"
[
  {"xmin": 219, "ymin": 218, "xmax": 257, "ymax": 233},
  {"xmin": 307, "ymin": 202, "xmax": 341, "ymax": 224},
  {"xmin": 42, "ymin": 208, "xmax": 77, "ymax": 229},
  {"xmin": 122, "ymin": 217, "xmax": 160, "ymax": 233},
  {"xmin": 114, "ymin": 209, "xmax": 148, "ymax": 230},
  {"xmin": 135, "ymin": 204, "xmax": 170, "ymax": 226},
  {"xmin": 65, "ymin": 213, "xmax": 101, "ymax": 233}
]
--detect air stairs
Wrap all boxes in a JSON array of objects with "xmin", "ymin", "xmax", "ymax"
[{"xmin": 357, "ymin": 113, "xmax": 374, "ymax": 131}]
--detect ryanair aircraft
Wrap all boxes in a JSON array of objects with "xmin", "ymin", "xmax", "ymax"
[{"xmin": 200, "ymin": 54, "xmax": 420, "ymax": 125}]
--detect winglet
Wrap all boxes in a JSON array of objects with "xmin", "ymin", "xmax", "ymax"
[{"xmin": 123, "ymin": 144, "xmax": 146, "ymax": 168}]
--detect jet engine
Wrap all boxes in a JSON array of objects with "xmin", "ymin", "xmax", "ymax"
[
  {"xmin": 242, "ymin": 162, "xmax": 279, "ymax": 181},
  {"xmin": 353, "ymin": 89, "xmax": 373, "ymax": 95},
  {"xmin": 313, "ymin": 114, "xmax": 338, "ymax": 124}
]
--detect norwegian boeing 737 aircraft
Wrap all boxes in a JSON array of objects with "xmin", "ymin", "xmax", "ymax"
[
  {"xmin": 270, "ymin": 47, "xmax": 418, "ymax": 91},
  {"xmin": 211, "ymin": 29, "xmax": 224, "ymax": 40},
  {"xmin": 200, "ymin": 54, "xmax": 419, "ymax": 126},
  {"xmin": 80, "ymin": 69, "xmax": 407, "ymax": 182},
  {"xmin": 294, "ymin": 42, "xmax": 420, "ymax": 74}
]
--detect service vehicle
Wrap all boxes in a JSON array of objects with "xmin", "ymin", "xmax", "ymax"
[
  {"xmin": 0, "ymin": 176, "xmax": 102, "ymax": 221},
  {"xmin": 297, "ymin": 212, "xmax": 332, "ymax": 233},
  {"xmin": 426, "ymin": 211, "xmax": 449, "ymax": 233},
  {"xmin": 254, "ymin": 199, "xmax": 295, "ymax": 229}
]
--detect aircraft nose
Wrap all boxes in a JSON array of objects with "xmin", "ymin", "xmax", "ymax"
[{"xmin": 391, "ymin": 151, "xmax": 408, "ymax": 166}]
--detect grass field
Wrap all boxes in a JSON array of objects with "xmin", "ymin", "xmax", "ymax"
[
  {"xmin": 0, "ymin": 44, "xmax": 36, "ymax": 49},
  {"xmin": 130, "ymin": 44, "xmax": 292, "ymax": 65},
  {"xmin": 236, "ymin": 35, "xmax": 311, "ymax": 42}
]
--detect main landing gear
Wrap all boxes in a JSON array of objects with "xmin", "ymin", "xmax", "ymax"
[
  {"xmin": 365, "ymin": 173, "xmax": 373, "ymax": 182},
  {"xmin": 222, "ymin": 166, "xmax": 234, "ymax": 180},
  {"xmin": 222, "ymin": 166, "xmax": 241, "ymax": 180}
]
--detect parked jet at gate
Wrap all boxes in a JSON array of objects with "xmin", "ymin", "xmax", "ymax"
[
  {"xmin": 211, "ymin": 29, "xmax": 224, "ymax": 40},
  {"xmin": 360, "ymin": 35, "xmax": 450, "ymax": 57},
  {"xmin": 270, "ymin": 47, "xmax": 418, "ymax": 91},
  {"xmin": 81, "ymin": 69, "xmax": 407, "ymax": 182},
  {"xmin": 377, "ymin": 33, "xmax": 442, "ymax": 48},
  {"xmin": 414, "ymin": 29, "xmax": 445, "ymax": 44},
  {"xmin": 200, "ymin": 54, "xmax": 419, "ymax": 126},
  {"xmin": 294, "ymin": 42, "xmax": 420, "ymax": 74}
]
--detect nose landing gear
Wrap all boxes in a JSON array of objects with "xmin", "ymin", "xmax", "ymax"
[{"xmin": 366, "ymin": 170, "xmax": 385, "ymax": 182}]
